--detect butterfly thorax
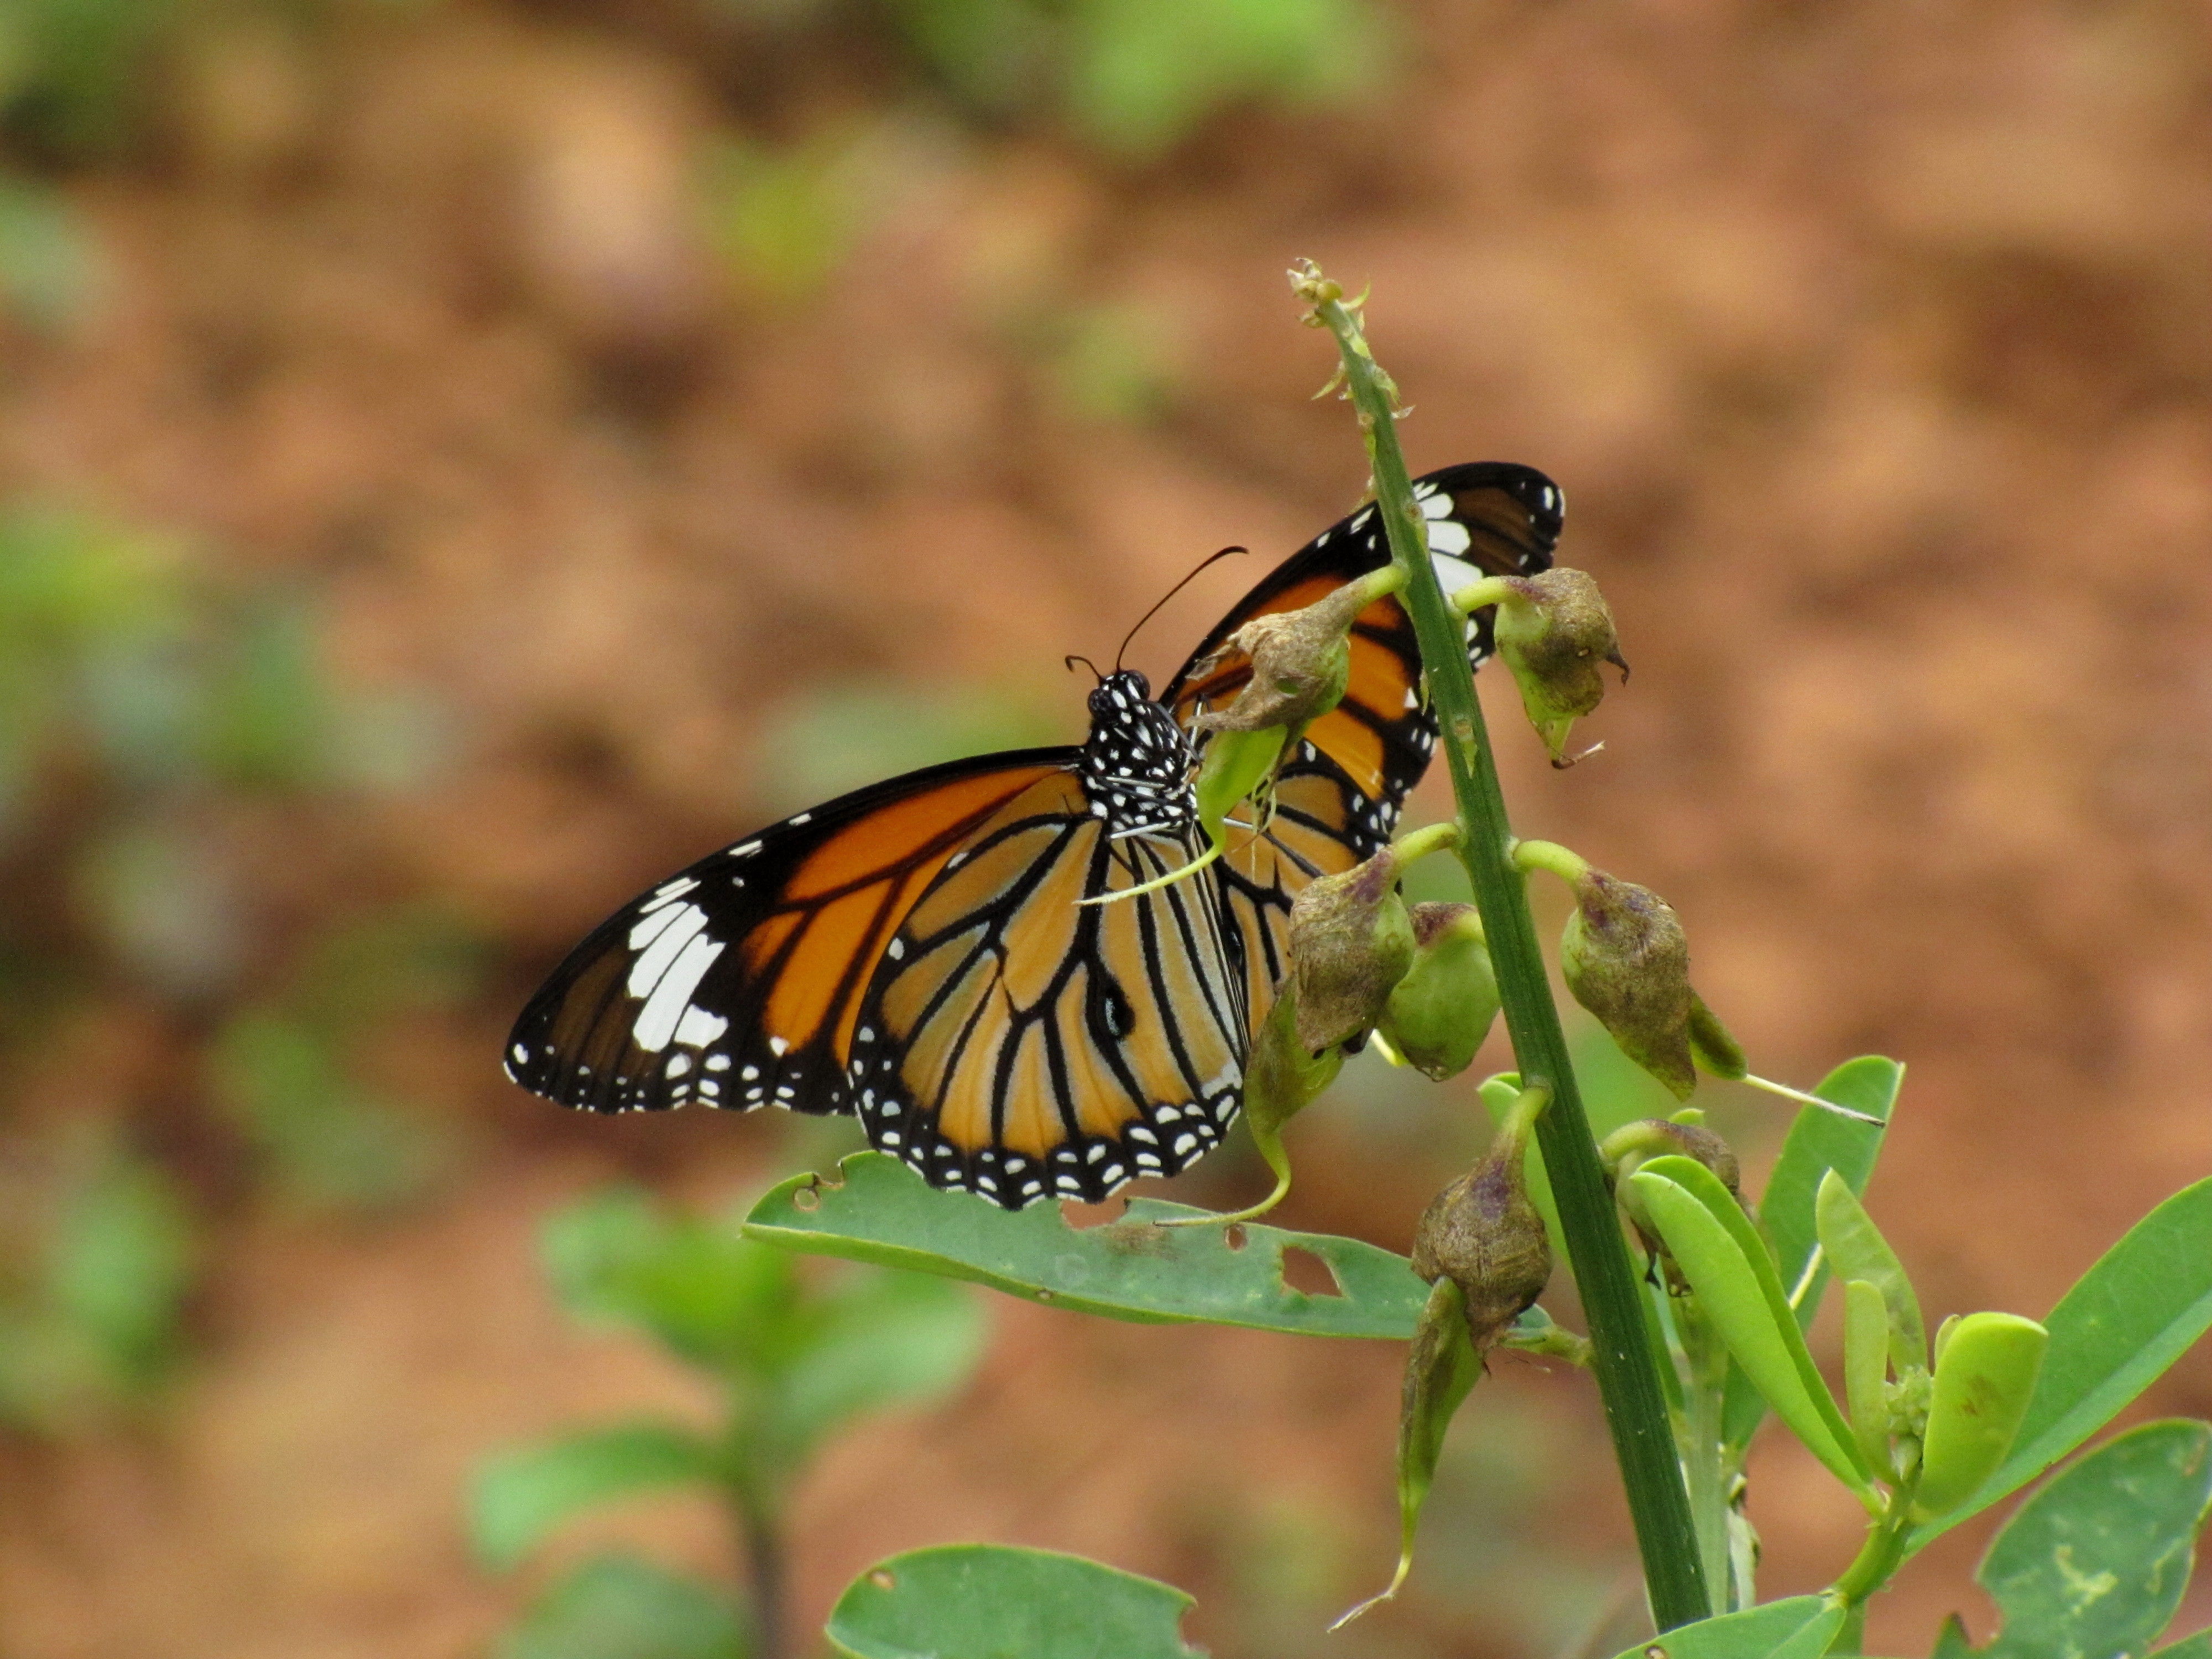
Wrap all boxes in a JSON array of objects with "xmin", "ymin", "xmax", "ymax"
[{"xmin": 1078, "ymin": 671, "xmax": 1198, "ymax": 839}]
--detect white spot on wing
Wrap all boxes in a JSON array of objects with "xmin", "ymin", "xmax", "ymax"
[
  {"xmin": 1426, "ymin": 517, "xmax": 1472, "ymax": 556},
  {"xmin": 634, "ymin": 934, "xmax": 727, "ymax": 1050},
  {"xmin": 628, "ymin": 904, "xmax": 709, "ymax": 999},
  {"xmin": 674, "ymin": 1005, "xmax": 728, "ymax": 1048}
]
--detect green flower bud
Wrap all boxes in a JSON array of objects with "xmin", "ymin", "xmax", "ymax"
[
  {"xmin": 1464, "ymin": 568, "xmax": 1626, "ymax": 765},
  {"xmin": 1559, "ymin": 868, "xmax": 1698, "ymax": 1099},
  {"xmin": 1910, "ymin": 1312, "xmax": 2049, "ymax": 1522},
  {"xmin": 1287, "ymin": 846, "xmax": 1417, "ymax": 1053},
  {"xmin": 1191, "ymin": 565, "xmax": 1405, "ymax": 755},
  {"xmin": 1375, "ymin": 902, "xmax": 1500, "ymax": 1081},
  {"xmin": 1411, "ymin": 1087, "xmax": 1553, "ymax": 1352}
]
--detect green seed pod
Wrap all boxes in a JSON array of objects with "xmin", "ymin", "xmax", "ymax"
[
  {"xmin": 1376, "ymin": 902, "xmax": 1500, "ymax": 1081},
  {"xmin": 1481, "ymin": 568, "xmax": 1627, "ymax": 764},
  {"xmin": 1191, "ymin": 724, "xmax": 1286, "ymax": 843},
  {"xmin": 1909, "ymin": 1312, "xmax": 2049, "ymax": 1522},
  {"xmin": 1559, "ymin": 869, "xmax": 1697, "ymax": 1099},
  {"xmin": 1287, "ymin": 846, "xmax": 1417, "ymax": 1053},
  {"xmin": 1601, "ymin": 1117, "xmax": 1741, "ymax": 1257},
  {"xmin": 1242, "ymin": 980, "xmax": 1345, "ymax": 1143},
  {"xmin": 1411, "ymin": 1088, "xmax": 1553, "ymax": 1351}
]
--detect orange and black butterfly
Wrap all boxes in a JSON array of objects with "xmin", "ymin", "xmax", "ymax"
[{"xmin": 504, "ymin": 462, "xmax": 1562, "ymax": 1208}]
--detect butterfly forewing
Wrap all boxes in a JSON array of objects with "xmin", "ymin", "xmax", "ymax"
[{"xmin": 504, "ymin": 752, "xmax": 1073, "ymax": 1117}]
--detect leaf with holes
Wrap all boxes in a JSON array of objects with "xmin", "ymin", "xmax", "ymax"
[
  {"xmin": 744, "ymin": 1152, "xmax": 1547, "ymax": 1340},
  {"xmin": 825, "ymin": 1545, "xmax": 1201, "ymax": 1659},
  {"xmin": 1931, "ymin": 1420, "xmax": 2212, "ymax": 1659}
]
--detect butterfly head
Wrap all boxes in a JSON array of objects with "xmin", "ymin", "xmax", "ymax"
[{"xmin": 1079, "ymin": 670, "xmax": 1195, "ymax": 828}]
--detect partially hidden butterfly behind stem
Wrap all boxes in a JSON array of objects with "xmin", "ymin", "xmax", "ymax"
[{"xmin": 504, "ymin": 463, "xmax": 1562, "ymax": 1209}]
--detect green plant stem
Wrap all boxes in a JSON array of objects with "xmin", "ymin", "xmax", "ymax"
[
  {"xmin": 1828, "ymin": 1486, "xmax": 1917, "ymax": 1653},
  {"xmin": 1297, "ymin": 265, "xmax": 1710, "ymax": 1630},
  {"xmin": 1676, "ymin": 1295, "xmax": 1737, "ymax": 1616},
  {"xmin": 730, "ymin": 1465, "xmax": 787, "ymax": 1659}
]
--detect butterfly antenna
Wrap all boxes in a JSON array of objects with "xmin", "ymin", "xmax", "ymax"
[
  {"xmin": 1063, "ymin": 654, "xmax": 1104, "ymax": 684},
  {"xmin": 1113, "ymin": 545, "xmax": 1249, "ymax": 672}
]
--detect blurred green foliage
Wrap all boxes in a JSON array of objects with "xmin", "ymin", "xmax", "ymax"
[
  {"xmin": 0, "ymin": 0, "xmax": 179, "ymax": 159},
  {"xmin": 0, "ymin": 1140, "xmax": 197, "ymax": 1433},
  {"xmin": 883, "ymin": 0, "xmax": 1389, "ymax": 159},
  {"xmin": 474, "ymin": 1188, "xmax": 987, "ymax": 1657},
  {"xmin": 0, "ymin": 502, "xmax": 461, "ymax": 1434},
  {"xmin": 507, "ymin": 1553, "xmax": 750, "ymax": 1659},
  {"xmin": 753, "ymin": 678, "xmax": 1062, "ymax": 813},
  {"xmin": 0, "ymin": 171, "xmax": 100, "ymax": 328}
]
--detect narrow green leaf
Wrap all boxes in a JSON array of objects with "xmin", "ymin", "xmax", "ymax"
[
  {"xmin": 1908, "ymin": 1176, "xmax": 2212, "ymax": 1550},
  {"xmin": 1723, "ymin": 1056, "xmax": 1900, "ymax": 1453},
  {"xmin": 824, "ymin": 1545, "xmax": 1200, "ymax": 1659},
  {"xmin": 1631, "ymin": 1171, "xmax": 1867, "ymax": 1496},
  {"xmin": 1815, "ymin": 1170, "xmax": 1926, "ymax": 1370},
  {"xmin": 1607, "ymin": 1594, "xmax": 1835, "ymax": 1659},
  {"xmin": 472, "ymin": 1421, "xmax": 720, "ymax": 1571},
  {"xmin": 1928, "ymin": 1420, "xmax": 2212, "ymax": 1659},
  {"xmin": 745, "ymin": 1152, "xmax": 1476, "ymax": 1340},
  {"xmin": 1842, "ymin": 1279, "xmax": 1895, "ymax": 1480},
  {"xmin": 504, "ymin": 1553, "xmax": 746, "ymax": 1659}
]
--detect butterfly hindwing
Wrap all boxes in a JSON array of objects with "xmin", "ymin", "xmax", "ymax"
[
  {"xmin": 504, "ymin": 752, "xmax": 1077, "ymax": 1117},
  {"xmin": 849, "ymin": 688, "xmax": 1247, "ymax": 1207}
]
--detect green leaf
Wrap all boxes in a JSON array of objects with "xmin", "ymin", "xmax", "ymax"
[
  {"xmin": 1815, "ymin": 1169, "xmax": 1925, "ymax": 1370},
  {"xmin": 744, "ymin": 1152, "xmax": 1465, "ymax": 1339},
  {"xmin": 1630, "ymin": 1162, "xmax": 1872, "ymax": 1496},
  {"xmin": 2150, "ymin": 1634, "xmax": 2211, "ymax": 1659},
  {"xmin": 503, "ymin": 1553, "xmax": 747, "ymax": 1659},
  {"xmin": 1910, "ymin": 1176, "xmax": 2212, "ymax": 1550},
  {"xmin": 1929, "ymin": 1420, "xmax": 2212, "ymax": 1659},
  {"xmin": 1723, "ymin": 1056, "xmax": 1899, "ymax": 1453},
  {"xmin": 1605, "ymin": 1594, "xmax": 1837, "ymax": 1659},
  {"xmin": 1843, "ymin": 1279, "xmax": 1896, "ymax": 1479},
  {"xmin": 824, "ymin": 1544, "xmax": 1199, "ymax": 1659},
  {"xmin": 472, "ymin": 1421, "xmax": 721, "ymax": 1571}
]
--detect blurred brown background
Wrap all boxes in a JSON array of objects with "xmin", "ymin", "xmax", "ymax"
[{"xmin": 3, "ymin": 0, "xmax": 2210, "ymax": 1655}]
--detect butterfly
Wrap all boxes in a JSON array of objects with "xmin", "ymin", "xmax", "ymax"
[{"xmin": 504, "ymin": 462, "xmax": 1563, "ymax": 1208}]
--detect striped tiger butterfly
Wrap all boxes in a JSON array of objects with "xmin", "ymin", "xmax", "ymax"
[{"xmin": 504, "ymin": 462, "xmax": 1562, "ymax": 1208}]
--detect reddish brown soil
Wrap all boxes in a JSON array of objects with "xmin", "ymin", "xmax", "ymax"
[{"xmin": 4, "ymin": 2, "xmax": 2211, "ymax": 1655}]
